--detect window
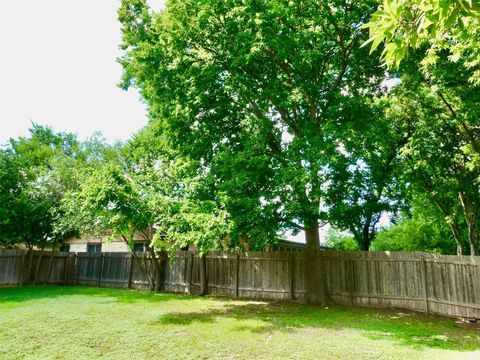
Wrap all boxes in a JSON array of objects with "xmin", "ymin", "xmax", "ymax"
[
  {"xmin": 87, "ymin": 243, "xmax": 102, "ymax": 253},
  {"xmin": 59, "ymin": 245, "xmax": 70, "ymax": 253},
  {"xmin": 133, "ymin": 242, "xmax": 146, "ymax": 253}
]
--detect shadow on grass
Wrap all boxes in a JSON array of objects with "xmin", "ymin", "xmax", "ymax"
[
  {"xmin": 2, "ymin": 286, "xmax": 480, "ymax": 352},
  {"xmin": 156, "ymin": 301, "xmax": 480, "ymax": 352},
  {"xmin": 0, "ymin": 285, "xmax": 194, "ymax": 305}
]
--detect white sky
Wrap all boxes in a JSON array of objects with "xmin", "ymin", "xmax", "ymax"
[{"xmin": 0, "ymin": 0, "xmax": 165, "ymax": 145}]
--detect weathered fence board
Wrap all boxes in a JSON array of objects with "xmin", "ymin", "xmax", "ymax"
[
  {"xmin": 0, "ymin": 250, "xmax": 24, "ymax": 285},
  {"xmin": 2, "ymin": 248, "xmax": 480, "ymax": 319},
  {"xmin": 0, "ymin": 250, "xmax": 76, "ymax": 286}
]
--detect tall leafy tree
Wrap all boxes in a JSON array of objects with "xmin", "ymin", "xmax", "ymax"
[
  {"xmin": 363, "ymin": 0, "xmax": 480, "ymax": 254},
  {"xmin": 0, "ymin": 125, "xmax": 81, "ymax": 282},
  {"xmin": 0, "ymin": 124, "xmax": 79, "ymax": 250},
  {"xmin": 384, "ymin": 75, "xmax": 480, "ymax": 255},
  {"xmin": 118, "ymin": 0, "xmax": 384, "ymax": 304}
]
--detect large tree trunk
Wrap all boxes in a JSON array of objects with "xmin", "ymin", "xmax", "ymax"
[
  {"xmin": 360, "ymin": 218, "xmax": 372, "ymax": 251},
  {"xmin": 304, "ymin": 219, "xmax": 329, "ymax": 305},
  {"xmin": 199, "ymin": 253, "xmax": 208, "ymax": 296}
]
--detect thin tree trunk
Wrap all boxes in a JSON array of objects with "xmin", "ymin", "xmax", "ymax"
[
  {"xmin": 469, "ymin": 227, "xmax": 478, "ymax": 256},
  {"xmin": 448, "ymin": 221, "xmax": 465, "ymax": 255},
  {"xmin": 304, "ymin": 218, "xmax": 329, "ymax": 305},
  {"xmin": 145, "ymin": 253, "xmax": 156, "ymax": 291},
  {"xmin": 33, "ymin": 238, "xmax": 47, "ymax": 284},
  {"xmin": 459, "ymin": 191, "xmax": 478, "ymax": 255},
  {"xmin": 26, "ymin": 244, "xmax": 34, "ymax": 284},
  {"xmin": 147, "ymin": 246, "xmax": 166, "ymax": 292},
  {"xmin": 121, "ymin": 235, "xmax": 150, "ymax": 290},
  {"xmin": 431, "ymin": 196, "xmax": 465, "ymax": 255},
  {"xmin": 44, "ymin": 238, "xmax": 58, "ymax": 285}
]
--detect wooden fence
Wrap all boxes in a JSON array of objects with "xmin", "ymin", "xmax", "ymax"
[
  {"xmin": 0, "ymin": 250, "xmax": 156, "ymax": 290},
  {"xmin": 0, "ymin": 249, "xmax": 76, "ymax": 286},
  {"xmin": 2, "ymin": 249, "xmax": 480, "ymax": 319},
  {"xmin": 164, "ymin": 251, "xmax": 480, "ymax": 319}
]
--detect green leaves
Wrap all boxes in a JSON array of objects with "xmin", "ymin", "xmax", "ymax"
[
  {"xmin": 118, "ymin": 0, "xmax": 386, "ymax": 248},
  {"xmin": 363, "ymin": 0, "xmax": 480, "ymax": 76},
  {"xmin": 0, "ymin": 124, "xmax": 82, "ymax": 248}
]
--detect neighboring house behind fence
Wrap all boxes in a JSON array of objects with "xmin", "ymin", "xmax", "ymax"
[{"xmin": 65, "ymin": 236, "xmax": 147, "ymax": 253}]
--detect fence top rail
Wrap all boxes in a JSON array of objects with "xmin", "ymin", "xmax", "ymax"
[
  {"xmin": 2, "ymin": 248, "xmax": 480, "ymax": 264},
  {"xmin": 0, "ymin": 250, "xmax": 75, "ymax": 257},
  {"xmin": 201, "ymin": 251, "xmax": 480, "ymax": 265}
]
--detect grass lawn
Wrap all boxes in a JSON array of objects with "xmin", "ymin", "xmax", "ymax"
[{"xmin": 1, "ymin": 287, "xmax": 480, "ymax": 359}]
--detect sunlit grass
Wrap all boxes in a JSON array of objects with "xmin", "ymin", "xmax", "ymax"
[{"xmin": 1, "ymin": 286, "xmax": 480, "ymax": 359}]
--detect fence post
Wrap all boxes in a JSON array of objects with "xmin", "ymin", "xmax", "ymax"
[
  {"xmin": 98, "ymin": 253, "xmax": 105, "ymax": 287},
  {"xmin": 128, "ymin": 254, "xmax": 134, "ymax": 289},
  {"xmin": 421, "ymin": 255, "xmax": 429, "ymax": 314},
  {"xmin": 472, "ymin": 257, "xmax": 480, "ymax": 308},
  {"xmin": 19, "ymin": 252, "xmax": 26, "ymax": 286},
  {"xmin": 347, "ymin": 257, "xmax": 355, "ymax": 306},
  {"xmin": 235, "ymin": 253, "xmax": 240, "ymax": 298},
  {"xmin": 290, "ymin": 254, "xmax": 295, "ymax": 301},
  {"xmin": 189, "ymin": 252, "xmax": 194, "ymax": 294}
]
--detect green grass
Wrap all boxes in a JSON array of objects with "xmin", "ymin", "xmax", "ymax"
[{"xmin": 1, "ymin": 286, "xmax": 480, "ymax": 359}]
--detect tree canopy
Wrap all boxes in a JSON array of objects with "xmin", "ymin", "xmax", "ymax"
[
  {"xmin": 118, "ymin": 0, "xmax": 393, "ymax": 255},
  {"xmin": 0, "ymin": 124, "xmax": 80, "ymax": 249}
]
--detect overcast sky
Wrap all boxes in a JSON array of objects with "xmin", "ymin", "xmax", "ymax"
[
  {"xmin": 0, "ymin": 0, "xmax": 164, "ymax": 145},
  {"xmin": 0, "ymin": 0, "xmax": 327, "ymax": 243}
]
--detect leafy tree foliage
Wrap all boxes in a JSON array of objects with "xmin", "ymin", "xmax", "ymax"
[
  {"xmin": 372, "ymin": 197, "xmax": 458, "ymax": 254},
  {"xmin": 363, "ymin": 0, "xmax": 480, "ymax": 85},
  {"xmin": 324, "ymin": 228, "xmax": 359, "ymax": 251},
  {"xmin": 62, "ymin": 123, "xmax": 230, "ymax": 291},
  {"xmin": 62, "ymin": 122, "xmax": 231, "ymax": 255},
  {"xmin": 363, "ymin": 0, "xmax": 480, "ymax": 254},
  {"xmin": 324, "ymin": 97, "xmax": 411, "ymax": 250},
  {"xmin": 118, "ymin": 0, "xmax": 387, "ymax": 256},
  {"xmin": 0, "ymin": 124, "xmax": 80, "ymax": 249}
]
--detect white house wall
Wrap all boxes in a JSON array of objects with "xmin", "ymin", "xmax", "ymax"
[
  {"xmin": 68, "ymin": 241, "xmax": 130, "ymax": 252},
  {"xmin": 101, "ymin": 241, "xmax": 129, "ymax": 252},
  {"xmin": 70, "ymin": 243, "xmax": 87, "ymax": 252}
]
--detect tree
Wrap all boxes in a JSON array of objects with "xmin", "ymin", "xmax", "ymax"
[
  {"xmin": 0, "ymin": 124, "xmax": 81, "ymax": 282},
  {"xmin": 63, "ymin": 123, "xmax": 230, "ymax": 292},
  {"xmin": 384, "ymin": 74, "xmax": 480, "ymax": 255},
  {"xmin": 371, "ymin": 196, "xmax": 458, "ymax": 254},
  {"xmin": 118, "ymin": 0, "xmax": 384, "ymax": 304},
  {"xmin": 0, "ymin": 124, "xmax": 79, "ymax": 249},
  {"xmin": 324, "ymin": 228, "xmax": 359, "ymax": 251},
  {"xmin": 324, "ymin": 97, "xmax": 411, "ymax": 250},
  {"xmin": 362, "ymin": 0, "xmax": 480, "ymax": 254}
]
